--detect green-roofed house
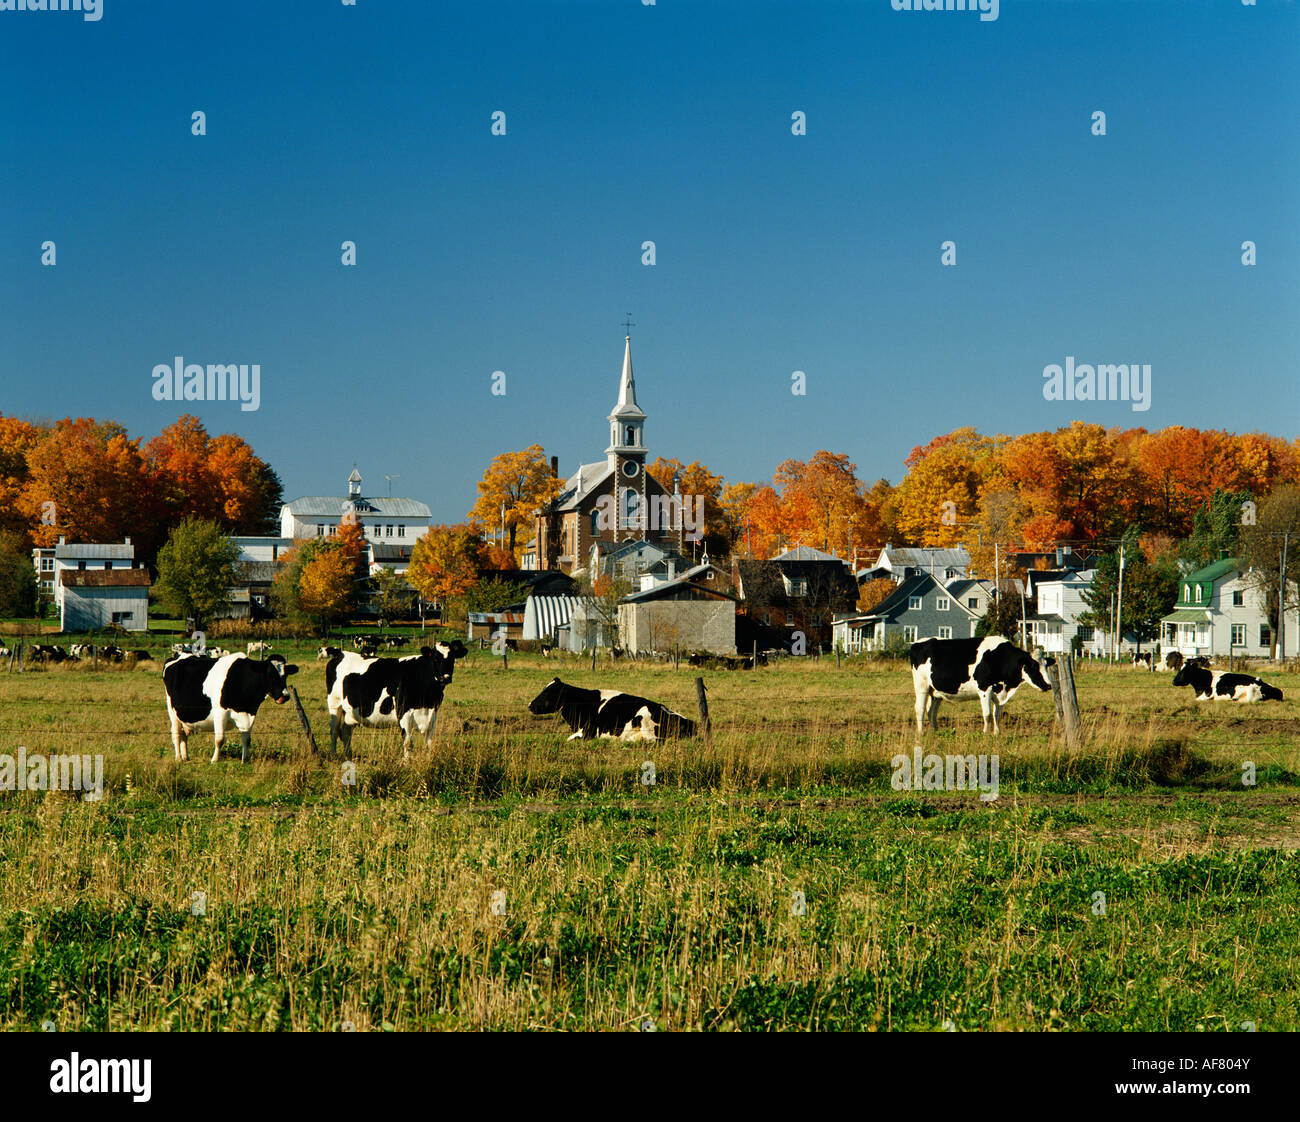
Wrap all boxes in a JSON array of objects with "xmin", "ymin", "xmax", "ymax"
[{"xmin": 1160, "ymin": 557, "xmax": 1297, "ymax": 658}]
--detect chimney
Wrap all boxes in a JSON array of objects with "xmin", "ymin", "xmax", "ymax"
[
  {"xmin": 124, "ymin": 536, "xmax": 131, "ymax": 546},
  {"xmin": 550, "ymin": 455, "xmax": 558, "ymax": 478},
  {"xmin": 1055, "ymin": 546, "xmax": 1063, "ymax": 567},
  {"xmin": 58, "ymin": 535, "xmax": 66, "ymax": 545}
]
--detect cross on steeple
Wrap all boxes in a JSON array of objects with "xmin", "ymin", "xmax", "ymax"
[{"xmin": 622, "ymin": 313, "xmax": 635, "ymax": 337}]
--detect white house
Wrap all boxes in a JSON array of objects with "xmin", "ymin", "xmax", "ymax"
[
  {"xmin": 281, "ymin": 469, "xmax": 432, "ymax": 545},
  {"xmin": 861, "ymin": 544, "xmax": 971, "ymax": 585},
  {"xmin": 1161, "ymin": 557, "xmax": 1298, "ymax": 659},
  {"xmin": 47, "ymin": 537, "xmax": 150, "ymax": 632},
  {"xmin": 1021, "ymin": 568, "xmax": 1096, "ymax": 655}
]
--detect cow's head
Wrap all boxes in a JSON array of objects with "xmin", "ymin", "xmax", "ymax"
[
  {"xmin": 432, "ymin": 640, "xmax": 469, "ymax": 683},
  {"xmin": 317, "ymin": 645, "xmax": 341, "ymax": 661},
  {"xmin": 1171, "ymin": 662, "xmax": 1206, "ymax": 689},
  {"xmin": 263, "ymin": 655, "xmax": 299, "ymax": 703},
  {"xmin": 1020, "ymin": 651, "xmax": 1053, "ymax": 692},
  {"xmin": 528, "ymin": 677, "xmax": 566, "ymax": 714}
]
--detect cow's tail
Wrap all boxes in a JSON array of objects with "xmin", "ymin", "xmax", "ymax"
[{"xmin": 1260, "ymin": 681, "xmax": 1284, "ymax": 701}]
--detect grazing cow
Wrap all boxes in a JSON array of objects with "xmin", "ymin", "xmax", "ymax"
[
  {"xmin": 325, "ymin": 641, "xmax": 469, "ymax": 759},
  {"xmin": 910, "ymin": 636, "xmax": 1053, "ymax": 734},
  {"xmin": 384, "ymin": 636, "xmax": 408, "ymax": 649},
  {"xmin": 1171, "ymin": 662, "xmax": 1283, "ymax": 703},
  {"xmin": 247, "ymin": 640, "xmax": 272, "ymax": 656},
  {"xmin": 31, "ymin": 644, "xmax": 67, "ymax": 663},
  {"xmin": 317, "ymin": 645, "xmax": 342, "ymax": 661},
  {"xmin": 527, "ymin": 678, "xmax": 697, "ymax": 741},
  {"xmin": 1131, "ymin": 651, "xmax": 1154, "ymax": 671},
  {"xmin": 163, "ymin": 652, "xmax": 299, "ymax": 762},
  {"xmin": 170, "ymin": 642, "xmax": 193, "ymax": 658}
]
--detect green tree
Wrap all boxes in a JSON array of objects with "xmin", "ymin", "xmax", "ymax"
[
  {"xmin": 975, "ymin": 590, "xmax": 1023, "ymax": 641},
  {"xmin": 1181, "ymin": 488, "xmax": 1251, "ymax": 568},
  {"xmin": 0, "ymin": 532, "xmax": 37, "ymax": 617},
  {"xmin": 1080, "ymin": 535, "xmax": 1178, "ymax": 652},
  {"xmin": 154, "ymin": 518, "xmax": 240, "ymax": 627}
]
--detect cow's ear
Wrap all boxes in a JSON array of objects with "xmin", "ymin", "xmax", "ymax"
[{"xmin": 285, "ymin": 664, "xmax": 299, "ymax": 675}]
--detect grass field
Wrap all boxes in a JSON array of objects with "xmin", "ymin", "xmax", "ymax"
[{"xmin": 1, "ymin": 644, "xmax": 1298, "ymax": 1031}]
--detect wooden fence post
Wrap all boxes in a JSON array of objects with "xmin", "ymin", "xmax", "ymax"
[
  {"xmin": 1046, "ymin": 656, "xmax": 1082, "ymax": 751},
  {"xmin": 290, "ymin": 686, "xmax": 318, "ymax": 756},
  {"xmin": 695, "ymin": 676, "xmax": 711, "ymax": 743}
]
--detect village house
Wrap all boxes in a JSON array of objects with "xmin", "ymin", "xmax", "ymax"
[
  {"xmin": 732, "ymin": 551, "xmax": 858, "ymax": 651},
  {"xmin": 281, "ymin": 469, "xmax": 432, "ymax": 545},
  {"xmin": 833, "ymin": 573, "xmax": 995, "ymax": 652},
  {"xmin": 534, "ymin": 335, "xmax": 689, "ymax": 573},
  {"xmin": 860, "ymin": 544, "xmax": 971, "ymax": 586},
  {"xmin": 42, "ymin": 537, "xmax": 150, "ymax": 632},
  {"xmin": 1019, "ymin": 567, "xmax": 1097, "ymax": 655},
  {"xmin": 1160, "ymin": 557, "xmax": 1298, "ymax": 659},
  {"xmin": 618, "ymin": 563, "xmax": 737, "ymax": 655}
]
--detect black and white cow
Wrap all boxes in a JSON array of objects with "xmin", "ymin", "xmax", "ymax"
[
  {"xmin": 325, "ymin": 641, "xmax": 468, "ymax": 759},
  {"xmin": 1131, "ymin": 651, "xmax": 1154, "ymax": 671},
  {"xmin": 910, "ymin": 636, "xmax": 1054, "ymax": 734},
  {"xmin": 162, "ymin": 652, "xmax": 299, "ymax": 762},
  {"xmin": 1159, "ymin": 651, "xmax": 1182, "ymax": 672},
  {"xmin": 1171, "ymin": 662, "xmax": 1283, "ymax": 703},
  {"xmin": 527, "ymin": 678, "xmax": 697, "ymax": 741},
  {"xmin": 317, "ymin": 645, "xmax": 342, "ymax": 661}
]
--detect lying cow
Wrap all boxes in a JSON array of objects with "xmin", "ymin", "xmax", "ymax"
[
  {"xmin": 325, "ymin": 641, "xmax": 468, "ymax": 759},
  {"xmin": 528, "ymin": 678, "xmax": 697, "ymax": 741},
  {"xmin": 911, "ymin": 636, "xmax": 1053, "ymax": 734},
  {"xmin": 163, "ymin": 652, "xmax": 299, "ymax": 762},
  {"xmin": 1172, "ymin": 661, "xmax": 1283, "ymax": 703}
]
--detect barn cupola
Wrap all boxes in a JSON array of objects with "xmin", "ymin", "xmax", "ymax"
[
  {"xmin": 347, "ymin": 468, "xmax": 363, "ymax": 498},
  {"xmin": 606, "ymin": 334, "xmax": 647, "ymax": 468}
]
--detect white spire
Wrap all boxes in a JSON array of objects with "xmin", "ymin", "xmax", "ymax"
[{"xmin": 609, "ymin": 335, "xmax": 646, "ymax": 421}]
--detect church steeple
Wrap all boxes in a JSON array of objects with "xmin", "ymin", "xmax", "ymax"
[{"xmin": 606, "ymin": 334, "xmax": 647, "ymax": 466}]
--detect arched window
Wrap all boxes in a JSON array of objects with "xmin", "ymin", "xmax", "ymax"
[
  {"xmin": 590, "ymin": 509, "xmax": 599, "ymax": 538},
  {"xmin": 1194, "ymin": 585, "xmax": 1202, "ymax": 603},
  {"xmin": 626, "ymin": 425, "xmax": 637, "ymax": 445}
]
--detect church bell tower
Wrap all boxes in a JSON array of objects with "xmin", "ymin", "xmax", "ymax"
[{"xmin": 606, "ymin": 334, "xmax": 647, "ymax": 541}]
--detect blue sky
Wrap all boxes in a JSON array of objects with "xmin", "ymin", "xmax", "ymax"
[{"xmin": 2, "ymin": 0, "xmax": 1296, "ymax": 523}]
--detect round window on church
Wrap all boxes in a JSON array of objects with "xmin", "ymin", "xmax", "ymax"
[{"xmin": 622, "ymin": 461, "xmax": 639, "ymax": 478}]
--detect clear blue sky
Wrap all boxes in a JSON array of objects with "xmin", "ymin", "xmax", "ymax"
[{"xmin": 2, "ymin": 0, "xmax": 1296, "ymax": 523}]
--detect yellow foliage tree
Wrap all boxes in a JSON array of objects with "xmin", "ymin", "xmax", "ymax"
[
  {"xmin": 468, "ymin": 445, "xmax": 563, "ymax": 557},
  {"xmin": 297, "ymin": 548, "xmax": 355, "ymax": 631}
]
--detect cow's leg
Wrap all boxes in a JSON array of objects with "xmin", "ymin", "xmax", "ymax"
[
  {"xmin": 915, "ymin": 687, "xmax": 929, "ymax": 734},
  {"xmin": 327, "ymin": 709, "xmax": 341, "ymax": 758},
  {"xmin": 979, "ymin": 691, "xmax": 992, "ymax": 733},
  {"xmin": 424, "ymin": 709, "xmax": 437, "ymax": 749},
  {"xmin": 928, "ymin": 695, "xmax": 941, "ymax": 731},
  {"xmin": 990, "ymin": 696, "xmax": 1002, "ymax": 735},
  {"xmin": 399, "ymin": 713, "xmax": 415, "ymax": 761},
  {"xmin": 211, "ymin": 711, "xmax": 227, "ymax": 764},
  {"xmin": 338, "ymin": 720, "xmax": 354, "ymax": 758},
  {"xmin": 240, "ymin": 730, "xmax": 251, "ymax": 763},
  {"xmin": 170, "ymin": 713, "xmax": 185, "ymax": 761}
]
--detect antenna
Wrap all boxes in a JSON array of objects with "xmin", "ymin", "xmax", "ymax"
[{"xmin": 384, "ymin": 474, "xmax": 400, "ymax": 498}]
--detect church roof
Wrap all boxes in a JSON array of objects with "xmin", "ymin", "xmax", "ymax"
[
  {"xmin": 608, "ymin": 335, "xmax": 646, "ymax": 422},
  {"xmin": 550, "ymin": 461, "xmax": 613, "ymax": 511},
  {"xmin": 283, "ymin": 495, "xmax": 431, "ymax": 518}
]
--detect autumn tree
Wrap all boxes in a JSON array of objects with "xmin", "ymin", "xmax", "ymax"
[
  {"xmin": 408, "ymin": 523, "xmax": 487, "ymax": 619},
  {"xmin": 297, "ymin": 548, "xmax": 358, "ymax": 634},
  {"xmin": 154, "ymin": 517, "xmax": 241, "ymax": 628},
  {"xmin": 893, "ymin": 428, "xmax": 996, "ymax": 547},
  {"xmin": 0, "ymin": 416, "xmax": 45, "ymax": 544},
  {"xmin": 21, "ymin": 418, "xmax": 159, "ymax": 553},
  {"xmin": 856, "ymin": 576, "xmax": 895, "ymax": 613},
  {"xmin": 468, "ymin": 445, "xmax": 564, "ymax": 556}
]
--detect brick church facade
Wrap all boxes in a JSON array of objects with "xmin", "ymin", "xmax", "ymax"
[{"xmin": 534, "ymin": 335, "xmax": 686, "ymax": 573}]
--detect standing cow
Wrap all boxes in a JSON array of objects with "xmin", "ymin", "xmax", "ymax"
[
  {"xmin": 325, "ymin": 641, "xmax": 468, "ymax": 759},
  {"xmin": 911, "ymin": 636, "xmax": 1053, "ymax": 734},
  {"xmin": 163, "ymin": 652, "xmax": 299, "ymax": 762},
  {"xmin": 1171, "ymin": 661, "xmax": 1283, "ymax": 702}
]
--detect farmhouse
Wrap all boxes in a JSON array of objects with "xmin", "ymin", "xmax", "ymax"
[
  {"xmin": 733, "ymin": 552, "xmax": 858, "ymax": 651},
  {"xmin": 1020, "ymin": 567, "xmax": 1097, "ymax": 655},
  {"xmin": 862, "ymin": 544, "xmax": 971, "ymax": 585},
  {"xmin": 281, "ymin": 469, "xmax": 432, "ymax": 544},
  {"xmin": 1160, "ymin": 557, "xmax": 1298, "ymax": 659},
  {"xmin": 534, "ymin": 335, "xmax": 688, "ymax": 573},
  {"xmin": 834, "ymin": 573, "xmax": 994, "ymax": 652},
  {"xmin": 619, "ymin": 563, "xmax": 738, "ymax": 655},
  {"xmin": 47, "ymin": 537, "xmax": 150, "ymax": 632}
]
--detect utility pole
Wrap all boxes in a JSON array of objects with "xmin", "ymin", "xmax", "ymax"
[
  {"xmin": 1114, "ymin": 542, "xmax": 1125, "ymax": 663},
  {"xmin": 1279, "ymin": 531, "xmax": 1289, "ymax": 662}
]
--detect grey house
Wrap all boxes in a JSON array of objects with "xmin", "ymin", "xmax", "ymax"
[
  {"xmin": 59, "ymin": 569, "xmax": 151, "ymax": 632},
  {"xmin": 833, "ymin": 573, "xmax": 992, "ymax": 652}
]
